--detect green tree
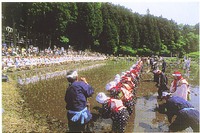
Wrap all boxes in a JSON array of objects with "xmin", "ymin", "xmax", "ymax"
[{"xmin": 2, "ymin": 2, "xmax": 24, "ymax": 48}]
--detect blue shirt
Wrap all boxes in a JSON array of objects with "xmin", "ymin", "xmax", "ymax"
[
  {"xmin": 166, "ymin": 96, "xmax": 194, "ymax": 122},
  {"xmin": 65, "ymin": 81, "xmax": 94, "ymax": 111}
]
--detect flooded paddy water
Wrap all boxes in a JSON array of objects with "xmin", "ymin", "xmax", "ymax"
[{"xmin": 16, "ymin": 59, "xmax": 199, "ymax": 132}]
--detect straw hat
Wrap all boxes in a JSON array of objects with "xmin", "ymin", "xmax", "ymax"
[{"xmin": 96, "ymin": 92, "xmax": 110, "ymax": 103}]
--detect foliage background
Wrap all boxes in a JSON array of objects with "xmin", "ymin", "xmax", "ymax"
[{"xmin": 2, "ymin": 2, "xmax": 199, "ymax": 57}]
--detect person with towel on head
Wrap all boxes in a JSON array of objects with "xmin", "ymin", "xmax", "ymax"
[
  {"xmin": 96, "ymin": 92, "xmax": 130, "ymax": 132},
  {"xmin": 120, "ymin": 72, "xmax": 135, "ymax": 94},
  {"xmin": 130, "ymin": 65, "xmax": 140, "ymax": 82},
  {"xmin": 160, "ymin": 93, "xmax": 199, "ymax": 132},
  {"xmin": 169, "ymin": 71, "xmax": 191, "ymax": 101},
  {"xmin": 152, "ymin": 61, "xmax": 158, "ymax": 71},
  {"xmin": 130, "ymin": 67, "xmax": 138, "ymax": 87},
  {"xmin": 65, "ymin": 70, "xmax": 94, "ymax": 132}
]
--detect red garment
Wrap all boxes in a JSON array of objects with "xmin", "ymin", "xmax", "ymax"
[
  {"xmin": 105, "ymin": 98, "xmax": 124, "ymax": 112},
  {"xmin": 172, "ymin": 71, "xmax": 183, "ymax": 90}
]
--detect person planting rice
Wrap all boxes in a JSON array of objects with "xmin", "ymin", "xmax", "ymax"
[
  {"xmin": 130, "ymin": 65, "xmax": 140, "ymax": 82},
  {"xmin": 96, "ymin": 92, "xmax": 130, "ymax": 132},
  {"xmin": 105, "ymin": 80, "xmax": 135, "ymax": 115},
  {"xmin": 152, "ymin": 61, "xmax": 158, "ymax": 71},
  {"xmin": 159, "ymin": 93, "xmax": 199, "ymax": 132},
  {"xmin": 121, "ymin": 71, "xmax": 136, "ymax": 94},
  {"xmin": 65, "ymin": 70, "xmax": 94, "ymax": 132},
  {"xmin": 129, "ymin": 71, "xmax": 138, "ymax": 87}
]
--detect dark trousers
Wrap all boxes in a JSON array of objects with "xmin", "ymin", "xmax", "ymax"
[
  {"xmin": 158, "ymin": 85, "xmax": 168, "ymax": 98},
  {"xmin": 68, "ymin": 120, "xmax": 86, "ymax": 132},
  {"xmin": 67, "ymin": 112, "xmax": 92, "ymax": 132},
  {"xmin": 169, "ymin": 109, "xmax": 199, "ymax": 132},
  {"xmin": 154, "ymin": 74, "xmax": 159, "ymax": 83},
  {"xmin": 162, "ymin": 68, "xmax": 166, "ymax": 73}
]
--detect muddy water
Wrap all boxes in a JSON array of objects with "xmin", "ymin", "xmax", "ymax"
[
  {"xmin": 20, "ymin": 60, "xmax": 199, "ymax": 132},
  {"xmin": 126, "ymin": 64, "xmax": 199, "ymax": 132}
]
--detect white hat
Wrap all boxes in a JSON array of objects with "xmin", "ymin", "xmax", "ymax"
[
  {"xmin": 66, "ymin": 71, "xmax": 78, "ymax": 78},
  {"xmin": 121, "ymin": 72, "xmax": 126, "ymax": 77},
  {"xmin": 114, "ymin": 74, "xmax": 120, "ymax": 83},
  {"xmin": 132, "ymin": 64, "xmax": 136, "ymax": 68},
  {"xmin": 126, "ymin": 71, "xmax": 130, "ymax": 74},
  {"xmin": 105, "ymin": 81, "xmax": 117, "ymax": 91},
  {"xmin": 96, "ymin": 92, "xmax": 110, "ymax": 103}
]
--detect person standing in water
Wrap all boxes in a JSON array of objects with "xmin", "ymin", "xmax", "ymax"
[{"xmin": 65, "ymin": 70, "xmax": 94, "ymax": 132}]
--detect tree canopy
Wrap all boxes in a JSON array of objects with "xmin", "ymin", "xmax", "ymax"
[{"xmin": 2, "ymin": 2, "xmax": 199, "ymax": 57}]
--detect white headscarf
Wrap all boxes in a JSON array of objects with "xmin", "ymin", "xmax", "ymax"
[
  {"xmin": 96, "ymin": 92, "xmax": 110, "ymax": 103},
  {"xmin": 66, "ymin": 71, "xmax": 78, "ymax": 78},
  {"xmin": 105, "ymin": 81, "xmax": 117, "ymax": 91},
  {"xmin": 114, "ymin": 74, "xmax": 120, "ymax": 83}
]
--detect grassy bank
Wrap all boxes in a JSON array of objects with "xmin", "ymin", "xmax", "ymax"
[
  {"xmin": 2, "ymin": 77, "xmax": 52, "ymax": 132},
  {"xmin": 2, "ymin": 71, "xmax": 62, "ymax": 132}
]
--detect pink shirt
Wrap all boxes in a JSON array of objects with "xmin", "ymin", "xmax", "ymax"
[{"xmin": 170, "ymin": 79, "xmax": 189, "ymax": 101}]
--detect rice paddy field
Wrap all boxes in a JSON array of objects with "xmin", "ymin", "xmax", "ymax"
[{"xmin": 2, "ymin": 58, "xmax": 199, "ymax": 132}]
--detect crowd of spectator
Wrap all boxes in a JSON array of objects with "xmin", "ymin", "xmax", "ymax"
[{"xmin": 2, "ymin": 45, "xmax": 107, "ymax": 72}]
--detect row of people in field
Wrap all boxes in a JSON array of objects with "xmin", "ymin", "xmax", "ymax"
[
  {"xmin": 64, "ymin": 60, "xmax": 143, "ymax": 132},
  {"xmin": 95, "ymin": 60, "xmax": 143, "ymax": 132},
  {"xmin": 2, "ymin": 54, "xmax": 107, "ymax": 71}
]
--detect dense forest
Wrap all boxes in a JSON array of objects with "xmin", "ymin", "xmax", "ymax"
[{"xmin": 2, "ymin": 2, "xmax": 199, "ymax": 57}]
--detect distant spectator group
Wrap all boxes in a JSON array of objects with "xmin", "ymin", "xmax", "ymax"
[{"xmin": 2, "ymin": 46, "xmax": 107, "ymax": 72}]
